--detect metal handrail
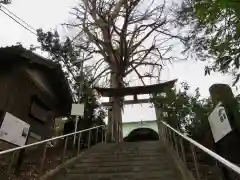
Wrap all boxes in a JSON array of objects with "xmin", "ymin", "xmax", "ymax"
[
  {"xmin": 161, "ymin": 121, "xmax": 240, "ymax": 175},
  {"xmin": 0, "ymin": 125, "xmax": 105, "ymax": 156}
]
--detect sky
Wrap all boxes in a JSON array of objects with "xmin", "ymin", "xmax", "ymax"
[{"xmin": 0, "ymin": 0, "xmax": 238, "ymax": 122}]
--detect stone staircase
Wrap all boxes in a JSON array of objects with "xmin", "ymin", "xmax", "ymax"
[{"xmin": 49, "ymin": 141, "xmax": 185, "ymax": 180}]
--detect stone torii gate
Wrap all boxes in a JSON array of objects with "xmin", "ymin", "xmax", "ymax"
[{"xmin": 94, "ymin": 79, "xmax": 177, "ymax": 143}]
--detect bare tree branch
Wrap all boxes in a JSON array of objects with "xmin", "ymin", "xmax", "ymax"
[{"xmin": 67, "ymin": 0, "xmax": 186, "ymax": 88}]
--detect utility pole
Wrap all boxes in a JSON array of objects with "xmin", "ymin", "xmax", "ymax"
[{"xmin": 73, "ymin": 59, "xmax": 84, "ymax": 147}]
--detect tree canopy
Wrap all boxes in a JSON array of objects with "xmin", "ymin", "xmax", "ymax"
[
  {"xmin": 176, "ymin": 0, "xmax": 240, "ymax": 85},
  {"xmin": 64, "ymin": 0, "xmax": 187, "ymax": 87},
  {"xmin": 152, "ymin": 83, "xmax": 213, "ymax": 142}
]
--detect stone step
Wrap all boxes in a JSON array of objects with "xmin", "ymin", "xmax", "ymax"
[
  {"xmin": 66, "ymin": 170, "xmax": 179, "ymax": 180},
  {"xmin": 98, "ymin": 150, "xmax": 165, "ymax": 155},
  {"xmin": 74, "ymin": 159, "xmax": 172, "ymax": 168},
  {"xmin": 68, "ymin": 163, "xmax": 174, "ymax": 174},
  {"xmin": 91, "ymin": 149, "xmax": 164, "ymax": 152},
  {"xmin": 78, "ymin": 155, "xmax": 171, "ymax": 163},
  {"xmin": 103, "ymin": 145, "xmax": 164, "ymax": 150},
  {"xmin": 89, "ymin": 145, "xmax": 165, "ymax": 153},
  {"xmin": 105, "ymin": 141, "xmax": 161, "ymax": 145},
  {"xmin": 80, "ymin": 153, "xmax": 169, "ymax": 159},
  {"xmin": 46, "ymin": 141, "xmax": 184, "ymax": 180},
  {"xmin": 101, "ymin": 147, "xmax": 165, "ymax": 151},
  {"xmin": 91, "ymin": 145, "xmax": 164, "ymax": 150},
  {"xmin": 102, "ymin": 142, "xmax": 164, "ymax": 149}
]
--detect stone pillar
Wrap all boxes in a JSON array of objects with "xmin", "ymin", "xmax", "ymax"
[
  {"xmin": 154, "ymin": 104, "xmax": 162, "ymax": 138},
  {"xmin": 112, "ymin": 96, "xmax": 122, "ymax": 143},
  {"xmin": 106, "ymin": 107, "xmax": 114, "ymax": 143}
]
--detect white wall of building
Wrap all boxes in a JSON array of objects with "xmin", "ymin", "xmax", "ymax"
[{"xmin": 122, "ymin": 120, "xmax": 158, "ymax": 138}]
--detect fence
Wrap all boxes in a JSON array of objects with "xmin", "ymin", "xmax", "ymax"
[
  {"xmin": 0, "ymin": 125, "xmax": 106, "ymax": 180},
  {"xmin": 160, "ymin": 121, "xmax": 240, "ymax": 180}
]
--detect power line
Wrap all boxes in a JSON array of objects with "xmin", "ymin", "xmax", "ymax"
[
  {"xmin": 0, "ymin": 4, "xmax": 82, "ymax": 75},
  {"xmin": 0, "ymin": 6, "xmax": 37, "ymax": 35},
  {"xmin": 0, "ymin": 4, "xmax": 36, "ymax": 32},
  {"xmin": 0, "ymin": 4, "xmax": 81, "ymax": 44},
  {"xmin": 0, "ymin": 4, "xmax": 83, "ymax": 102},
  {"xmin": 0, "ymin": 4, "xmax": 86, "ymax": 103}
]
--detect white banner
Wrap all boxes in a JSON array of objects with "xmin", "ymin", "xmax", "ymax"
[
  {"xmin": 71, "ymin": 104, "xmax": 84, "ymax": 116},
  {"xmin": 0, "ymin": 112, "xmax": 30, "ymax": 146},
  {"xmin": 208, "ymin": 105, "xmax": 232, "ymax": 143}
]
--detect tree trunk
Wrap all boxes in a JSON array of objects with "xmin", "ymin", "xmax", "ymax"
[
  {"xmin": 106, "ymin": 72, "xmax": 123, "ymax": 143},
  {"xmin": 112, "ymin": 96, "xmax": 122, "ymax": 143}
]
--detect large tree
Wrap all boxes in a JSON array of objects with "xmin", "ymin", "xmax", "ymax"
[
  {"xmin": 176, "ymin": 0, "xmax": 240, "ymax": 85},
  {"xmin": 63, "ymin": 0, "xmax": 187, "ymax": 142}
]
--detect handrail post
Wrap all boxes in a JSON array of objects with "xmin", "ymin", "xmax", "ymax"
[
  {"xmin": 164, "ymin": 126, "xmax": 168, "ymax": 143},
  {"xmin": 88, "ymin": 129, "xmax": 91, "ymax": 148},
  {"xmin": 173, "ymin": 132, "xmax": 180, "ymax": 158},
  {"xmin": 168, "ymin": 128, "xmax": 173, "ymax": 148},
  {"xmin": 105, "ymin": 128, "xmax": 107, "ymax": 143},
  {"xmin": 167, "ymin": 127, "xmax": 171, "ymax": 145},
  {"xmin": 101, "ymin": 127, "xmax": 104, "ymax": 142},
  {"xmin": 161, "ymin": 125, "xmax": 165, "ymax": 141},
  {"xmin": 62, "ymin": 137, "xmax": 68, "ymax": 163},
  {"xmin": 40, "ymin": 142, "xmax": 48, "ymax": 174},
  {"xmin": 96, "ymin": 127, "xmax": 99, "ymax": 144},
  {"xmin": 191, "ymin": 144, "xmax": 201, "ymax": 180},
  {"xmin": 162, "ymin": 125, "xmax": 167, "ymax": 143},
  {"xmin": 180, "ymin": 138, "xmax": 186, "ymax": 164},
  {"xmin": 6, "ymin": 151, "xmax": 17, "ymax": 179},
  {"xmin": 77, "ymin": 132, "xmax": 82, "ymax": 155}
]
